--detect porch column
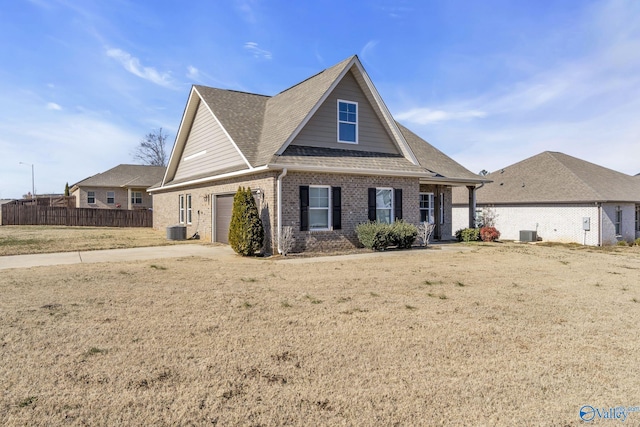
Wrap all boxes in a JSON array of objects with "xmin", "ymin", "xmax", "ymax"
[
  {"xmin": 127, "ymin": 188, "xmax": 132, "ymax": 210},
  {"xmin": 434, "ymin": 186, "xmax": 441, "ymax": 240},
  {"xmin": 467, "ymin": 185, "xmax": 476, "ymax": 228}
]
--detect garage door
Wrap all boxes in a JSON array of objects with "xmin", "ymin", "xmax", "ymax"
[{"xmin": 214, "ymin": 194, "xmax": 234, "ymax": 244}]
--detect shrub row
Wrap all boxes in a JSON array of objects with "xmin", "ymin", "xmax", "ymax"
[
  {"xmin": 455, "ymin": 227, "xmax": 501, "ymax": 242},
  {"xmin": 355, "ymin": 220, "xmax": 418, "ymax": 251}
]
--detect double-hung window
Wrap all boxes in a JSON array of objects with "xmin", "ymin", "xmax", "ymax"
[
  {"xmin": 87, "ymin": 191, "xmax": 95, "ymax": 204},
  {"xmin": 337, "ymin": 100, "xmax": 357, "ymax": 143},
  {"xmin": 636, "ymin": 205, "xmax": 640, "ymax": 232},
  {"xmin": 308, "ymin": 186, "xmax": 330, "ymax": 230},
  {"xmin": 615, "ymin": 206, "xmax": 622, "ymax": 236},
  {"xmin": 376, "ymin": 188, "xmax": 393, "ymax": 224},
  {"xmin": 186, "ymin": 194, "xmax": 192, "ymax": 224},
  {"xmin": 419, "ymin": 193, "xmax": 434, "ymax": 223},
  {"xmin": 300, "ymin": 186, "xmax": 341, "ymax": 231},
  {"xmin": 179, "ymin": 195, "xmax": 185, "ymax": 224},
  {"xmin": 107, "ymin": 191, "xmax": 115, "ymax": 204},
  {"xmin": 131, "ymin": 191, "xmax": 143, "ymax": 205}
]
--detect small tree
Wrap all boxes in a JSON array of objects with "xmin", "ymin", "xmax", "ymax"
[
  {"xmin": 64, "ymin": 182, "xmax": 70, "ymax": 196},
  {"xmin": 228, "ymin": 187, "xmax": 264, "ymax": 256},
  {"xmin": 132, "ymin": 127, "xmax": 169, "ymax": 166}
]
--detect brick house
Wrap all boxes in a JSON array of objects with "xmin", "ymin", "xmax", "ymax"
[
  {"xmin": 71, "ymin": 164, "xmax": 165, "ymax": 210},
  {"xmin": 452, "ymin": 151, "xmax": 640, "ymax": 245},
  {"xmin": 150, "ymin": 56, "xmax": 485, "ymax": 253}
]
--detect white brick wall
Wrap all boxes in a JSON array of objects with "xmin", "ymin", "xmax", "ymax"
[{"xmin": 453, "ymin": 202, "xmax": 638, "ymax": 245}]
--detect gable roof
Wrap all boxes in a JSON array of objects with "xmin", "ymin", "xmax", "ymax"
[
  {"xmin": 456, "ymin": 151, "xmax": 640, "ymax": 204},
  {"xmin": 72, "ymin": 164, "xmax": 166, "ymax": 190},
  {"xmin": 160, "ymin": 56, "xmax": 484, "ymax": 188}
]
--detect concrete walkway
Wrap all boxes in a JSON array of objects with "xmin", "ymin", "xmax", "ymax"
[{"xmin": 0, "ymin": 244, "xmax": 235, "ymax": 270}]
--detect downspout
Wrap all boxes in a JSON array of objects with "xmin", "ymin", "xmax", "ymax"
[{"xmin": 277, "ymin": 168, "xmax": 288, "ymax": 254}]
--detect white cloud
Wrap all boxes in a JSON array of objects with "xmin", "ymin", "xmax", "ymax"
[
  {"xmin": 186, "ymin": 65, "xmax": 200, "ymax": 80},
  {"xmin": 244, "ymin": 42, "xmax": 272, "ymax": 60},
  {"xmin": 396, "ymin": 108, "xmax": 487, "ymax": 125},
  {"xmin": 106, "ymin": 48, "xmax": 174, "ymax": 88},
  {"xmin": 46, "ymin": 102, "xmax": 62, "ymax": 110},
  {"xmin": 360, "ymin": 40, "xmax": 378, "ymax": 62}
]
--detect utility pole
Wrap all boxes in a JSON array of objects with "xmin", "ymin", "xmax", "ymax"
[{"xmin": 19, "ymin": 162, "xmax": 35, "ymax": 203}]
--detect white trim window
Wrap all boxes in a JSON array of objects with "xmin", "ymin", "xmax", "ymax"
[
  {"xmin": 179, "ymin": 195, "xmax": 185, "ymax": 224},
  {"xmin": 131, "ymin": 191, "xmax": 143, "ymax": 205},
  {"xmin": 376, "ymin": 188, "xmax": 393, "ymax": 224},
  {"xmin": 419, "ymin": 193, "xmax": 434, "ymax": 223},
  {"xmin": 309, "ymin": 186, "xmax": 331, "ymax": 230},
  {"xmin": 107, "ymin": 191, "xmax": 115, "ymax": 204},
  {"xmin": 615, "ymin": 206, "xmax": 622, "ymax": 236},
  {"xmin": 636, "ymin": 205, "xmax": 640, "ymax": 232},
  {"xmin": 337, "ymin": 100, "xmax": 358, "ymax": 144},
  {"xmin": 87, "ymin": 191, "xmax": 95, "ymax": 204},
  {"xmin": 186, "ymin": 194, "xmax": 192, "ymax": 224}
]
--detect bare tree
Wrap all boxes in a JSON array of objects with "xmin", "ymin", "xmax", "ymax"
[{"xmin": 132, "ymin": 128, "xmax": 169, "ymax": 166}]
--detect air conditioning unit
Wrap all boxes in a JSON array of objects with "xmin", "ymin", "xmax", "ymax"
[
  {"xmin": 519, "ymin": 230, "xmax": 537, "ymax": 242},
  {"xmin": 166, "ymin": 225, "xmax": 187, "ymax": 240}
]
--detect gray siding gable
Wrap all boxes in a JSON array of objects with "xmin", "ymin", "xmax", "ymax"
[
  {"xmin": 290, "ymin": 70, "xmax": 400, "ymax": 154},
  {"xmin": 173, "ymin": 100, "xmax": 247, "ymax": 183}
]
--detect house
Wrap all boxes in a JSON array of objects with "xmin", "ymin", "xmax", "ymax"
[
  {"xmin": 452, "ymin": 151, "xmax": 640, "ymax": 245},
  {"xmin": 71, "ymin": 164, "xmax": 165, "ymax": 210},
  {"xmin": 149, "ymin": 56, "xmax": 485, "ymax": 253}
]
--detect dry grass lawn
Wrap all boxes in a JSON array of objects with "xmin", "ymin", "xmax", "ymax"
[
  {"xmin": 2, "ymin": 241, "xmax": 640, "ymax": 425},
  {"xmin": 0, "ymin": 226, "xmax": 192, "ymax": 256}
]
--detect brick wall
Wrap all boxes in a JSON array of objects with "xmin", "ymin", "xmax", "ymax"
[
  {"xmin": 281, "ymin": 172, "xmax": 420, "ymax": 252},
  {"xmin": 152, "ymin": 172, "xmax": 278, "ymax": 250},
  {"xmin": 73, "ymin": 187, "xmax": 152, "ymax": 210}
]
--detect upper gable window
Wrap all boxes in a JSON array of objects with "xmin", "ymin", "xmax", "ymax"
[{"xmin": 337, "ymin": 100, "xmax": 358, "ymax": 144}]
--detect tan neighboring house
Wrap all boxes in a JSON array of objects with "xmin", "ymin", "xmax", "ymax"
[
  {"xmin": 150, "ymin": 55, "xmax": 485, "ymax": 253},
  {"xmin": 452, "ymin": 151, "xmax": 640, "ymax": 245},
  {"xmin": 71, "ymin": 164, "xmax": 166, "ymax": 210}
]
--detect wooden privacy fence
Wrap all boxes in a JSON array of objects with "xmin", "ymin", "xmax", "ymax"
[{"xmin": 1, "ymin": 205, "xmax": 153, "ymax": 227}]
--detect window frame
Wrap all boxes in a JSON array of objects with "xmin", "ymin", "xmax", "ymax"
[
  {"xmin": 376, "ymin": 187, "xmax": 394, "ymax": 224},
  {"xmin": 186, "ymin": 194, "xmax": 192, "ymax": 224},
  {"xmin": 179, "ymin": 194, "xmax": 185, "ymax": 224},
  {"xmin": 106, "ymin": 191, "xmax": 115, "ymax": 205},
  {"xmin": 308, "ymin": 185, "xmax": 331, "ymax": 231},
  {"xmin": 87, "ymin": 191, "xmax": 95, "ymax": 204},
  {"xmin": 419, "ymin": 192, "xmax": 434, "ymax": 224},
  {"xmin": 337, "ymin": 99, "xmax": 358, "ymax": 144},
  {"xmin": 131, "ymin": 191, "xmax": 143, "ymax": 205},
  {"xmin": 636, "ymin": 205, "xmax": 640, "ymax": 233},
  {"xmin": 615, "ymin": 206, "xmax": 622, "ymax": 236}
]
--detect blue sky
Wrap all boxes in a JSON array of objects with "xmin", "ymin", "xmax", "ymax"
[{"xmin": 1, "ymin": 0, "xmax": 639, "ymax": 199}]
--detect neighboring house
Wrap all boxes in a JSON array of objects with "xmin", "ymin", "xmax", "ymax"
[
  {"xmin": 150, "ymin": 55, "xmax": 485, "ymax": 253},
  {"xmin": 452, "ymin": 151, "xmax": 640, "ymax": 245},
  {"xmin": 71, "ymin": 164, "xmax": 166, "ymax": 210},
  {"xmin": 0, "ymin": 199, "xmax": 16, "ymax": 225}
]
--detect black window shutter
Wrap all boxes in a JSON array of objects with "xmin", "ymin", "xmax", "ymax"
[
  {"xmin": 300, "ymin": 186, "xmax": 309, "ymax": 231},
  {"xmin": 394, "ymin": 188, "xmax": 403, "ymax": 220},
  {"xmin": 368, "ymin": 188, "xmax": 376, "ymax": 221},
  {"xmin": 332, "ymin": 187, "xmax": 341, "ymax": 230}
]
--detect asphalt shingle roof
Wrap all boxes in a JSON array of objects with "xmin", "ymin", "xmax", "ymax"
[
  {"xmin": 73, "ymin": 164, "xmax": 166, "ymax": 188},
  {"xmin": 454, "ymin": 151, "xmax": 640, "ymax": 204}
]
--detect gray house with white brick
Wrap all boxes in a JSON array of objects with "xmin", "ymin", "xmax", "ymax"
[
  {"xmin": 150, "ymin": 55, "xmax": 484, "ymax": 253},
  {"xmin": 452, "ymin": 151, "xmax": 640, "ymax": 245}
]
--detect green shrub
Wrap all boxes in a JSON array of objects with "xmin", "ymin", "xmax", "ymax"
[
  {"xmin": 390, "ymin": 220, "xmax": 418, "ymax": 249},
  {"xmin": 635, "ymin": 237, "xmax": 640, "ymax": 246},
  {"xmin": 455, "ymin": 228, "xmax": 480, "ymax": 242},
  {"xmin": 480, "ymin": 226, "xmax": 501, "ymax": 242},
  {"xmin": 355, "ymin": 221, "xmax": 393, "ymax": 251},
  {"xmin": 616, "ymin": 240, "xmax": 629, "ymax": 247},
  {"xmin": 228, "ymin": 187, "xmax": 264, "ymax": 256}
]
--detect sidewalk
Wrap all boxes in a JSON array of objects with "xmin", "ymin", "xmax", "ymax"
[{"xmin": 0, "ymin": 244, "xmax": 235, "ymax": 270}]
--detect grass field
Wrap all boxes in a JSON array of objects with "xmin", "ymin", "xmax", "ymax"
[
  {"xmin": 2, "ymin": 236, "xmax": 640, "ymax": 425},
  {"xmin": 0, "ymin": 226, "xmax": 192, "ymax": 256}
]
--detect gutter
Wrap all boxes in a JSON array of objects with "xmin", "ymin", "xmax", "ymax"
[
  {"xmin": 277, "ymin": 168, "xmax": 288, "ymax": 254},
  {"xmin": 148, "ymin": 166, "xmax": 270, "ymax": 193}
]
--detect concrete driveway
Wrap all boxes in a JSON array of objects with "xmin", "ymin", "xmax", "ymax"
[{"xmin": 0, "ymin": 244, "xmax": 235, "ymax": 270}]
